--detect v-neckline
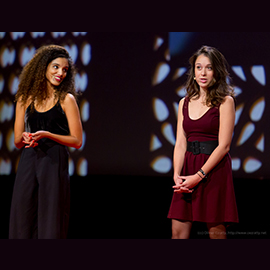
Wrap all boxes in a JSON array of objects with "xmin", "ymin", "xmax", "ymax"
[{"xmin": 187, "ymin": 100, "xmax": 212, "ymax": 121}]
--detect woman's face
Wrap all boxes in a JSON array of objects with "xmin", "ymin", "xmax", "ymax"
[
  {"xmin": 46, "ymin": 57, "xmax": 69, "ymax": 87},
  {"xmin": 194, "ymin": 54, "xmax": 214, "ymax": 91}
]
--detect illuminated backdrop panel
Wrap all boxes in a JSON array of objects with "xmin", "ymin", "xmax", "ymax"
[{"xmin": 150, "ymin": 32, "xmax": 270, "ymax": 179}]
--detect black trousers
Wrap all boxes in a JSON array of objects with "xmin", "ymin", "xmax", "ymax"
[{"xmin": 9, "ymin": 143, "xmax": 70, "ymax": 239}]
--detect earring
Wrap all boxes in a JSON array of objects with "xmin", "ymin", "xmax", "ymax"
[{"xmin": 194, "ymin": 77, "xmax": 196, "ymax": 80}]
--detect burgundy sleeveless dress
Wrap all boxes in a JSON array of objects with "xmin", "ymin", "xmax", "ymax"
[{"xmin": 167, "ymin": 97, "xmax": 239, "ymax": 224}]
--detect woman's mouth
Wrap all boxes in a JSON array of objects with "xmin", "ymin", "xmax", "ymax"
[
  {"xmin": 54, "ymin": 76, "xmax": 62, "ymax": 82},
  {"xmin": 200, "ymin": 78, "xmax": 207, "ymax": 84}
]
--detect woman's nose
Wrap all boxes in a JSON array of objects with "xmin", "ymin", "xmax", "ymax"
[
  {"xmin": 57, "ymin": 70, "xmax": 63, "ymax": 77},
  {"xmin": 201, "ymin": 68, "xmax": 206, "ymax": 75}
]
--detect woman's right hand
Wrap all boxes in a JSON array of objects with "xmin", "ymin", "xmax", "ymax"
[
  {"xmin": 173, "ymin": 174, "xmax": 183, "ymax": 186},
  {"xmin": 22, "ymin": 132, "xmax": 38, "ymax": 148},
  {"xmin": 173, "ymin": 174, "xmax": 193, "ymax": 193}
]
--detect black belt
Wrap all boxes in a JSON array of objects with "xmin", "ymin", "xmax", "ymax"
[{"xmin": 187, "ymin": 140, "xmax": 218, "ymax": 155}]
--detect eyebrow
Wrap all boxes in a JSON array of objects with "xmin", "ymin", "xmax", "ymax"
[
  {"xmin": 52, "ymin": 62, "xmax": 69, "ymax": 68},
  {"xmin": 195, "ymin": 63, "xmax": 212, "ymax": 66}
]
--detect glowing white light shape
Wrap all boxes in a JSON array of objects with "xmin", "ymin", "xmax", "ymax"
[
  {"xmin": 234, "ymin": 86, "xmax": 242, "ymax": 96},
  {"xmin": 68, "ymin": 158, "xmax": 74, "ymax": 176},
  {"xmin": 153, "ymin": 98, "xmax": 169, "ymax": 122},
  {"xmin": 173, "ymin": 67, "xmax": 187, "ymax": 80},
  {"xmin": 235, "ymin": 104, "xmax": 244, "ymax": 125},
  {"xmin": 237, "ymin": 122, "xmax": 255, "ymax": 146},
  {"xmin": 75, "ymin": 72, "xmax": 88, "ymax": 92},
  {"xmin": 152, "ymin": 63, "xmax": 170, "ymax": 85},
  {"xmin": 81, "ymin": 100, "xmax": 90, "ymax": 122},
  {"xmin": 20, "ymin": 46, "xmax": 35, "ymax": 66},
  {"xmin": 165, "ymin": 50, "xmax": 170, "ymax": 61},
  {"xmin": 81, "ymin": 43, "xmax": 91, "ymax": 65},
  {"xmin": 232, "ymin": 66, "xmax": 246, "ymax": 81},
  {"xmin": 154, "ymin": 37, "xmax": 164, "ymax": 50},
  {"xmin": 256, "ymin": 134, "xmax": 264, "ymax": 152},
  {"xmin": 244, "ymin": 158, "xmax": 262, "ymax": 173},
  {"xmin": 72, "ymin": 32, "xmax": 87, "ymax": 36},
  {"xmin": 162, "ymin": 123, "xmax": 176, "ymax": 145},
  {"xmin": 0, "ymin": 159, "xmax": 12, "ymax": 175},
  {"xmin": 51, "ymin": 32, "xmax": 66, "ymax": 38},
  {"xmin": 232, "ymin": 158, "xmax": 241, "ymax": 171},
  {"xmin": 251, "ymin": 65, "xmax": 265, "ymax": 85},
  {"xmin": 1, "ymin": 48, "xmax": 16, "ymax": 67},
  {"xmin": 77, "ymin": 158, "xmax": 88, "ymax": 176},
  {"xmin": 10, "ymin": 32, "xmax": 25, "ymax": 40},
  {"xmin": 150, "ymin": 134, "xmax": 162, "ymax": 151},
  {"xmin": 64, "ymin": 44, "xmax": 78, "ymax": 63},
  {"xmin": 10, "ymin": 75, "xmax": 19, "ymax": 95},
  {"xmin": 250, "ymin": 97, "xmax": 265, "ymax": 122},
  {"xmin": 30, "ymin": 32, "xmax": 45, "ymax": 38},
  {"xmin": 6, "ymin": 129, "xmax": 15, "ymax": 152},
  {"xmin": 176, "ymin": 86, "xmax": 186, "ymax": 97},
  {"xmin": 151, "ymin": 156, "xmax": 172, "ymax": 173},
  {"xmin": 0, "ymin": 102, "xmax": 14, "ymax": 122}
]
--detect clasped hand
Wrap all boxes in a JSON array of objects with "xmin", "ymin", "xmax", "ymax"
[
  {"xmin": 22, "ymin": 131, "xmax": 47, "ymax": 148},
  {"xmin": 173, "ymin": 174, "xmax": 201, "ymax": 193}
]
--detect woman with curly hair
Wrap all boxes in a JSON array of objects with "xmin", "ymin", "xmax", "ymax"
[
  {"xmin": 9, "ymin": 45, "xmax": 82, "ymax": 239},
  {"xmin": 167, "ymin": 46, "xmax": 239, "ymax": 239}
]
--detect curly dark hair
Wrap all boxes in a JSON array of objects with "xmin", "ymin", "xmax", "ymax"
[
  {"xmin": 15, "ymin": 44, "xmax": 78, "ymax": 107},
  {"xmin": 185, "ymin": 45, "xmax": 235, "ymax": 107}
]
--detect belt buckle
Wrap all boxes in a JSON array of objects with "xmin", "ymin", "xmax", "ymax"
[{"xmin": 192, "ymin": 141, "xmax": 200, "ymax": 155}]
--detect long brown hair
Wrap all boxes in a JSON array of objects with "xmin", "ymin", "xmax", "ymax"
[
  {"xmin": 185, "ymin": 45, "xmax": 235, "ymax": 107},
  {"xmin": 15, "ymin": 44, "xmax": 77, "ymax": 107}
]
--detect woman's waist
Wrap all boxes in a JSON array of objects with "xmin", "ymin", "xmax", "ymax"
[{"xmin": 186, "ymin": 140, "xmax": 218, "ymax": 155}]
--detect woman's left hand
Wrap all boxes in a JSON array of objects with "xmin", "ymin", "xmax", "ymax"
[{"xmin": 173, "ymin": 174, "xmax": 202, "ymax": 193}]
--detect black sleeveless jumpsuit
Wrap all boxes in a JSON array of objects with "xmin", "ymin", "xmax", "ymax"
[{"xmin": 9, "ymin": 101, "xmax": 70, "ymax": 239}]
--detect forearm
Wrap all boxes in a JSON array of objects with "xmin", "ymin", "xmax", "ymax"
[
  {"xmin": 46, "ymin": 132, "xmax": 82, "ymax": 149},
  {"xmin": 173, "ymin": 144, "xmax": 186, "ymax": 177},
  {"xmin": 200, "ymin": 144, "xmax": 230, "ymax": 176}
]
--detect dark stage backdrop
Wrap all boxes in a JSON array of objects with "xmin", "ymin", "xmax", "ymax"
[{"xmin": 0, "ymin": 32, "xmax": 269, "ymax": 179}]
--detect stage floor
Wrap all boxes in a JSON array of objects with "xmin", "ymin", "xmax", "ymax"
[{"xmin": 1, "ymin": 174, "xmax": 269, "ymax": 239}]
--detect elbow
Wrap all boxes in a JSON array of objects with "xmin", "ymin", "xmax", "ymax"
[
  {"xmin": 225, "ymin": 142, "xmax": 231, "ymax": 153},
  {"xmin": 74, "ymin": 139, "xmax": 82, "ymax": 149},
  {"xmin": 221, "ymin": 144, "xmax": 230, "ymax": 154},
  {"xmin": 75, "ymin": 143, "xmax": 82, "ymax": 149},
  {"xmin": 14, "ymin": 139, "xmax": 23, "ymax": 149}
]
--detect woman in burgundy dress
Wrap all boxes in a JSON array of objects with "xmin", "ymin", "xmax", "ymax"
[{"xmin": 167, "ymin": 46, "xmax": 239, "ymax": 239}]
